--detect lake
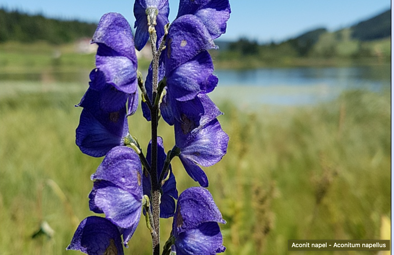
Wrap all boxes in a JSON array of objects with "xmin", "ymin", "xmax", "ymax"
[
  {"xmin": 211, "ymin": 65, "xmax": 390, "ymax": 107},
  {"xmin": 1, "ymin": 64, "xmax": 390, "ymax": 107}
]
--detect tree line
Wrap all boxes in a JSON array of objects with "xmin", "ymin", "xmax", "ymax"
[{"xmin": 0, "ymin": 8, "xmax": 97, "ymax": 44}]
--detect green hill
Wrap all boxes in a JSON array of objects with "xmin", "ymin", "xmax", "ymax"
[{"xmin": 351, "ymin": 10, "xmax": 391, "ymax": 41}]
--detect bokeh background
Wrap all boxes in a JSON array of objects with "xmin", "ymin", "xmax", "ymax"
[{"xmin": 0, "ymin": 0, "xmax": 390, "ymax": 254}]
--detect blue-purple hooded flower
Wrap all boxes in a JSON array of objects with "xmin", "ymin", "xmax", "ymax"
[
  {"xmin": 177, "ymin": 0, "xmax": 231, "ymax": 40},
  {"xmin": 67, "ymin": 216, "xmax": 124, "ymax": 255},
  {"xmin": 89, "ymin": 146, "xmax": 143, "ymax": 246},
  {"xmin": 172, "ymin": 187, "xmax": 226, "ymax": 254},
  {"xmin": 134, "ymin": 0, "xmax": 170, "ymax": 51},
  {"xmin": 76, "ymin": 13, "xmax": 140, "ymax": 158},
  {"xmin": 142, "ymin": 14, "xmax": 219, "ymax": 124},
  {"xmin": 175, "ymin": 118, "xmax": 228, "ymax": 187},
  {"xmin": 93, "ymin": 12, "xmax": 138, "ymax": 96},
  {"xmin": 143, "ymin": 137, "xmax": 178, "ymax": 218},
  {"xmin": 76, "ymin": 71, "xmax": 130, "ymax": 158},
  {"xmin": 157, "ymin": 14, "xmax": 219, "ymax": 127}
]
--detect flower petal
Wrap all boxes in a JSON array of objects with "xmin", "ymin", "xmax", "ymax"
[
  {"xmin": 167, "ymin": 51, "xmax": 217, "ymax": 101},
  {"xmin": 133, "ymin": 1, "xmax": 150, "ymax": 51},
  {"xmin": 75, "ymin": 107, "xmax": 128, "ymax": 157},
  {"xmin": 93, "ymin": 13, "xmax": 138, "ymax": 94},
  {"xmin": 166, "ymin": 14, "xmax": 216, "ymax": 75},
  {"xmin": 163, "ymin": 93, "xmax": 221, "ymax": 128},
  {"xmin": 176, "ymin": 119, "xmax": 229, "ymax": 167},
  {"xmin": 173, "ymin": 187, "xmax": 225, "ymax": 234},
  {"xmin": 160, "ymin": 193, "xmax": 177, "ymax": 218},
  {"xmin": 89, "ymin": 181, "xmax": 141, "ymax": 231},
  {"xmin": 177, "ymin": 0, "xmax": 231, "ymax": 40},
  {"xmin": 93, "ymin": 13, "xmax": 136, "ymax": 62},
  {"xmin": 127, "ymin": 91, "xmax": 139, "ymax": 116},
  {"xmin": 95, "ymin": 56, "xmax": 138, "ymax": 94},
  {"xmin": 89, "ymin": 147, "xmax": 143, "ymax": 246},
  {"xmin": 179, "ymin": 156, "xmax": 209, "ymax": 187},
  {"xmin": 174, "ymin": 222, "xmax": 225, "ymax": 255},
  {"xmin": 91, "ymin": 146, "xmax": 142, "ymax": 195},
  {"xmin": 67, "ymin": 216, "xmax": 124, "ymax": 255}
]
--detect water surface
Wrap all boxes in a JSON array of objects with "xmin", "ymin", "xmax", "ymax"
[{"xmin": 212, "ymin": 65, "xmax": 390, "ymax": 106}]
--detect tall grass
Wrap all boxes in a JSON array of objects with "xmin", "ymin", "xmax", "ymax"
[{"xmin": 0, "ymin": 84, "xmax": 389, "ymax": 254}]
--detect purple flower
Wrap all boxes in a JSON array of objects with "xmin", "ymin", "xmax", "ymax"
[
  {"xmin": 175, "ymin": 118, "xmax": 229, "ymax": 187},
  {"xmin": 177, "ymin": 0, "xmax": 231, "ymax": 40},
  {"xmin": 89, "ymin": 146, "xmax": 143, "ymax": 246},
  {"xmin": 142, "ymin": 15, "xmax": 218, "ymax": 123},
  {"xmin": 93, "ymin": 12, "xmax": 138, "ymax": 97},
  {"xmin": 76, "ymin": 72, "xmax": 130, "ymax": 157},
  {"xmin": 134, "ymin": 0, "xmax": 170, "ymax": 51},
  {"xmin": 143, "ymin": 137, "xmax": 178, "ymax": 218},
  {"xmin": 67, "ymin": 216, "xmax": 124, "ymax": 255},
  {"xmin": 172, "ymin": 187, "xmax": 226, "ymax": 254},
  {"xmin": 159, "ymin": 14, "xmax": 220, "ymax": 125}
]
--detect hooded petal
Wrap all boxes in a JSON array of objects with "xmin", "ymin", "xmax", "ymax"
[
  {"xmin": 89, "ymin": 146, "xmax": 143, "ymax": 245},
  {"xmin": 91, "ymin": 146, "xmax": 142, "ymax": 193},
  {"xmin": 93, "ymin": 13, "xmax": 136, "ymax": 62},
  {"xmin": 173, "ymin": 187, "xmax": 225, "ymax": 234},
  {"xmin": 165, "ymin": 15, "xmax": 216, "ymax": 74},
  {"xmin": 177, "ymin": 0, "xmax": 231, "ymax": 40},
  {"xmin": 67, "ymin": 216, "xmax": 124, "ymax": 255},
  {"xmin": 93, "ymin": 13, "xmax": 138, "ymax": 94}
]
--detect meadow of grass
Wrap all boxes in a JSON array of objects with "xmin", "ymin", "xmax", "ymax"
[{"xmin": 0, "ymin": 80, "xmax": 390, "ymax": 254}]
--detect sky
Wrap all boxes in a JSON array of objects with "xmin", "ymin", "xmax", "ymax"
[{"xmin": 0, "ymin": 0, "xmax": 390, "ymax": 43}]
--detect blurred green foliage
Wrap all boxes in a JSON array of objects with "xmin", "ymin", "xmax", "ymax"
[{"xmin": 0, "ymin": 83, "xmax": 389, "ymax": 254}]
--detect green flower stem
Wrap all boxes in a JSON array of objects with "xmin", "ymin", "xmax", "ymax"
[
  {"xmin": 124, "ymin": 134, "xmax": 151, "ymax": 174},
  {"xmin": 158, "ymin": 146, "xmax": 180, "ymax": 184},
  {"xmin": 137, "ymin": 71, "xmax": 152, "ymax": 109},
  {"xmin": 157, "ymin": 23, "xmax": 170, "ymax": 56},
  {"xmin": 162, "ymin": 235, "xmax": 175, "ymax": 255},
  {"xmin": 142, "ymin": 195, "xmax": 156, "ymax": 237},
  {"xmin": 154, "ymin": 77, "xmax": 167, "ymax": 107}
]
